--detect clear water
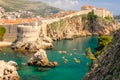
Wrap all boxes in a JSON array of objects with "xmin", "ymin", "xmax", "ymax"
[{"xmin": 0, "ymin": 36, "xmax": 98, "ymax": 80}]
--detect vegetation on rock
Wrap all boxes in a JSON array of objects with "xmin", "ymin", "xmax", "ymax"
[
  {"xmin": 98, "ymin": 36, "xmax": 112, "ymax": 49},
  {"xmin": 95, "ymin": 36, "xmax": 112, "ymax": 56},
  {"xmin": 104, "ymin": 16, "xmax": 116, "ymax": 24},
  {"xmin": 85, "ymin": 47, "xmax": 96, "ymax": 60},
  {"xmin": 84, "ymin": 29, "xmax": 120, "ymax": 80},
  {"xmin": 48, "ymin": 19, "xmax": 66, "ymax": 31},
  {"xmin": 82, "ymin": 11, "xmax": 98, "ymax": 23},
  {"xmin": 88, "ymin": 11, "xmax": 98, "ymax": 23},
  {"xmin": 0, "ymin": 26, "xmax": 6, "ymax": 41},
  {"xmin": 85, "ymin": 36, "xmax": 112, "ymax": 72}
]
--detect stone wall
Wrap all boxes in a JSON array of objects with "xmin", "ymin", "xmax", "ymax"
[
  {"xmin": 17, "ymin": 25, "xmax": 40, "ymax": 42},
  {"xmin": 3, "ymin": 25, "xmax": 18, "ymax": 42}
]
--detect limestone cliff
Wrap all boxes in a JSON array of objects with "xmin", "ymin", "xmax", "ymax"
[
  {"xmin": 12, "ymin": 13, "xmax": 120, "ymax": 51},
  {"xmin": 47, "ymin": 15, "xmax": 119, "ymax": 40},
  {"xmin": 83, "ymin": 29, "xmax": 120, "ymax": 80}
]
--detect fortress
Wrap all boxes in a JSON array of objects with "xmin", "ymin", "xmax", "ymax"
[
  {"xmin": 2, "ymin": 6, "xmax": 113, "ymax": 43},
  {"xmin": 17, "ymin": 24, "xmax": 40, "ymax": 42},
  {"xmin": 81, "ymin": 5, "xmax": 113, "ymax": 18}
]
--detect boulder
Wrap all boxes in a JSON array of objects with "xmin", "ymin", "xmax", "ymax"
[
  {"xmin": 28, "ymin": 49, "xmax": 58, "ymax": 67},
  {"xmin": 0, "ymin": 60, "xmax": 21, "ymax": 80}
]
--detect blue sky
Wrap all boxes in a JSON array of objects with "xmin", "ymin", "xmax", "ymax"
[{"xmin": 32, "ymin": 0, "xmax": 120, "ymax": 15}]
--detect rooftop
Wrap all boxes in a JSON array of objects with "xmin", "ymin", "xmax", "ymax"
[{"xmin": 0, "ymin": 18, "xmax": 42, "ymax": 25}]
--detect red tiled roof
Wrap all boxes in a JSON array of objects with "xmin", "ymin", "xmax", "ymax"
[{"xmin": 0, "ymin": 18, "xmax": 42, "ymax": 25}]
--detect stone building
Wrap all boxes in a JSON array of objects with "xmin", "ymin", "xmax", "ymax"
[{"xmin": 81, "ymin": 5, "xmax": 113, "ymax": 18}]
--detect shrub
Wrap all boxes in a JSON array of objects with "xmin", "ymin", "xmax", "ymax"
[
  {"xmin": 87, "ymin": 11, "xmax": 98, "ymax": 23},
  {"xmin": 98, "ymin": 36, "xmax": 112, "ymax": 48},
  {"xmin": 0, "ymin": 26, "xmax": 6, "ymax": 41},
  {"xmin": 82, "ymin": 14, "xmax": 87, "ymax": 21},
  {"xmin": 104, "ymin": 17, "xmax": 116, "ymax": 24},
  {"xmin": 86, "ymin": 47, "xmax": 96, "ymax": 60},
  {"xmin": 95, "ymin": 36, "xmax": 112, "ymax": 56}
]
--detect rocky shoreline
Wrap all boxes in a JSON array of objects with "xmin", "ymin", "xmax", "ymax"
[
  {"xmin": 83, "ymin": 29, "xmax": 120, "ymax": 80},
  {"xmin": 0, "ymin": 60, "xmax": 21, "ymax": 80},
  {"xmin": 0, "ymin": 42, "xmax": 12, "ymax": 47},
  {"xmin": 3, "ymin": 13, "xmax": 120, "ymax": 80},
  {"xmin": 11, "ymin": 14, "xmax": 120, "ymax": 52}
]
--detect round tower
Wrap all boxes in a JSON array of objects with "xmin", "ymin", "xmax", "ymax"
[{"xmin": 17, "ymin": 25, "xmax": 40, "ymax": 42}]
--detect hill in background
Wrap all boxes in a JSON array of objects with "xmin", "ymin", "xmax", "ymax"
[{"xmin": 0, "ymin": 0, "xmax": 61, "ymax": 17}]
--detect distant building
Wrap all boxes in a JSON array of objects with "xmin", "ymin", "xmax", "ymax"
[
  {"xmin": 81, "ymin": 5, "xmax": 113, "ymax": 18},
  {"xmin": 0, "ymin": 7, "xmax": 5, "ymax": 18},
  {"xmin": 7, "ymin": 15, "xmax": 16, "ymax": 20},
  {"xmin": 81, "ymin": 5, "xmax": 96, "ymax": 10}
]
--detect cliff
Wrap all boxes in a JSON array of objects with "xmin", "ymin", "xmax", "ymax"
[
  {"xmin": 83, "ymin": 29, "xmax": 120, "ymax": 80},
  {"xmin": 12, "ymin": 12, "xmax": 120, "ymax": 51},
  {"xmin": 47, "ymin": 14, "xmax": 119, "ymax": 40}
]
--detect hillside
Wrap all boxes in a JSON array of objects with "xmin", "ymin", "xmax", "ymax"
[
  {"xmin": 114, "ymin": 15, "xmax": 120, "ymax": 19},
  {"xmin": 0, "ymin": 0, "xmax": 61, "ymax": 17},
  {"xmin": 47, "ymin": 14, "xmax": 119, "ymax": 40}
]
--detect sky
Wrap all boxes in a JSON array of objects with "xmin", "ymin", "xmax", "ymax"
[{"xmin": 32, "ymin": 0, "xmax": 120, "ymax": 16}]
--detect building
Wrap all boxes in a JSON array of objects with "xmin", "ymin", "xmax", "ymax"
[
  {"xmin": 81, "ymin": 5, "xmax": 113, "ymax": 18},
  {"xmin": 17, "ymin": 24, "xmax": 40, "ymax": 42},
  {"xmin": 81, "ymin": 5, "xmax": 96, "ymax": 10}
]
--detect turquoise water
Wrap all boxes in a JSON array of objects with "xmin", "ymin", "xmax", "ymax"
[{"xmin": 0, "ymin": 36, "xmax": 98, "ymax": 80}]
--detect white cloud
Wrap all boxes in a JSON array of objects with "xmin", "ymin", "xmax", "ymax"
[{"xmin": 48, "ymin": 0, "xmax": 79, "ymax": 10}]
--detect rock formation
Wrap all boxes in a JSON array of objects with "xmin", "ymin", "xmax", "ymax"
[
  {"xmin": 28, "ymin": 49, "xmax": 58, "ymax": 67},
  {"xmin": 0, "ymin": 60, "xmax": 21, "ymax": 80},
  {"xmin": 47, "ymin": 15, "xmax": 120, "ymax": 40},
  {"xmin": 12, "ymin": 13, "xmax": 120, "ymax": 51},
  {"xmin": 83, "ymin": 29, "xmax": 120, "ymax": 80}
]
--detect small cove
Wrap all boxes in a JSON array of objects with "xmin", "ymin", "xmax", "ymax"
[{"xmin": 0, "ymin": 36, "xmax": 98, "ymax": 80}]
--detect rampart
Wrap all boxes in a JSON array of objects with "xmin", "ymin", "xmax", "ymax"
[{"xmin": 17, "ymin": 25, "xmax": 40, "ymax": 42}]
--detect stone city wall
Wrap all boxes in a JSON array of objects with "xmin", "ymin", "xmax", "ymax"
[
  {"xmin": 17, "ymin": 25, "xmax": 40, "ymax": 42},
  {"xmin": 3, "ymin": 25, "xmax": 18, "ymax": 42}
]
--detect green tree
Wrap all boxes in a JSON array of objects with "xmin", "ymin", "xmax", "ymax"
[
  {"xmin": 87, "ymin": 11, "xmax": 98, "ymax": 23},
  {"xmin": 98, "ymin": 36, "xmax": 112, "ymax": 49},
  {"xmin": 0, "ymin": 26, "xmax": 6, "ymax": 41}
]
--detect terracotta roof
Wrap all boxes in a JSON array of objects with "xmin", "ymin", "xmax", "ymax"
[{"xmin": 0, "ymin": 18, "xmax": 42, "ymax": 25}]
